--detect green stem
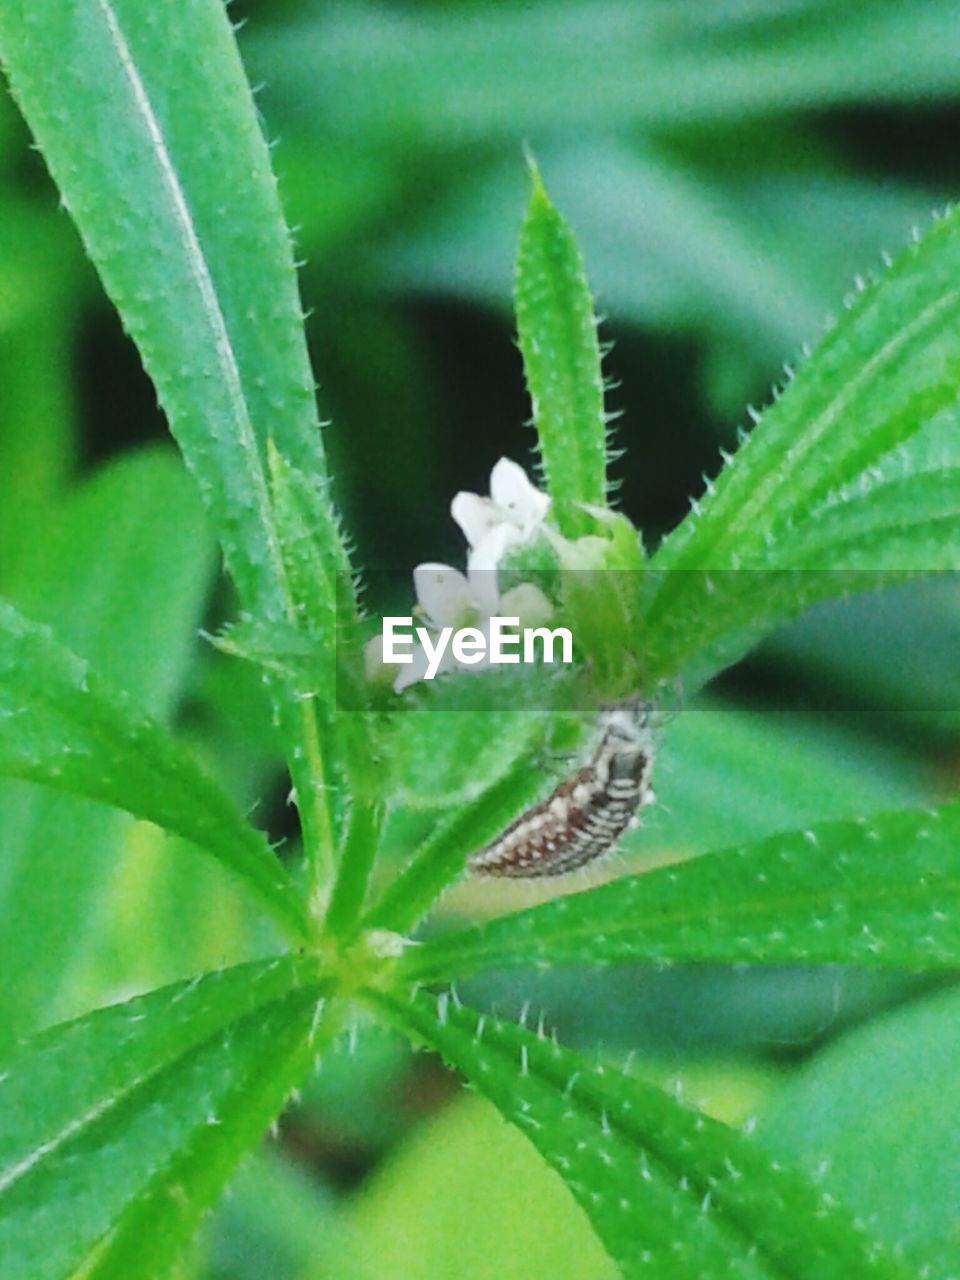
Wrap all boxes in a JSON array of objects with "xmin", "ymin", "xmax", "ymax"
[{"xmin": 324, "ymin": 799, "xmax": 386, "ymax": 937}]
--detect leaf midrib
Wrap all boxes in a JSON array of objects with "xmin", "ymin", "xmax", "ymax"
[
  {"xmin": 94, "ymin": 0, "xmax": 287, "ymax": 606},
  {"xmin": 93, "ymin": 0, "xmax": 332, "ymax": 892},
  {"xmin": 0, "ymin": 979, "xmax": 325, "ymax": 1204},
  {"xmin": 391, "ymin": 994, "xmax": 906, "ymax": 1280}
]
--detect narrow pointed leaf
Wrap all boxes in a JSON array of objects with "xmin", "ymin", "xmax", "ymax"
[
  {"xmin": 645, "ymin": 207, "xmax": 960, "ymax": 679},
  {"xmin": 0, "ymin": 956, "xmax": 331, "ymax": 1280},
  {"xmin": 266, "ymin": 443, "xmax": 383, "ymax": 915},
  {"xmin": 766, "ymin": 471, "xmax": 960, "ymax": 569},
  {"xmin": 638, "ymin": 568, "xmax": 884, "ymax": 699},
  {"xmin": 362, "ymin": 739, "xmax": 551, "ymax": 937},
  {"xmin": 377, "ymin": 991, "xmax": 905, "ymax": 1280},
  {"xmin": 265, "ymin": 445, "xmax": 347, "ymax": 895},
  {"xmin": 0, "ymin": 0, "xmax": 324, "ymax": 620},
  {"xmin": 0, "ymin": 0, "xmax": 350, "ymax": 870},
  {"xmin": 402, "ymin": 801, "xmax": 960, "ymax": 983},
  {"xmin": 0, "ymin": 599, "xmax": 309, "ymax": 943},
  {"xmin": 516, "ymin": 165, "xmax": 608, "ymax": 536}
]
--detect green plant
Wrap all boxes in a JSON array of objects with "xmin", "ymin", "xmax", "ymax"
[{"xmin": 1, "ymin": 4, "xmax": 959, "ymax": 1278}]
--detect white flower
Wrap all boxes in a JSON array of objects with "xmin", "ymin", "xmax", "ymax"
[
  {"xmin": 413, "ymin": 541, "xmax": 505, "ymax": 629},
  {"xmin": 392, "ymin": 557, "xmax": 501, "ymax": 692},
  {"xmin": 365, "ymin": 550, "xmax": 555, "ymax": 693},
  {"xmin": 364, "ymin": 459, "xmax": 554, "ymax": 693},
  {"xmin": 451, "ymin": 457, "xmax": 550, "ymax": 573}
]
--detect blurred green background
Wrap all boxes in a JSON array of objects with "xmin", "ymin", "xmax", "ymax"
[{"xmin": 2, "ymin": 1, "xmax": 960, "ymax": 1275}]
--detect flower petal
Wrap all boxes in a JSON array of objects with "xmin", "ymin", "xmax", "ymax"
[
  {"xmin": 413, "ymin": 562, "xmax": 474, "ymax": 629},
  {"xmin": 451, "ymin": 492, "xmax": 501, "ymax": 550},
  {"xmin": 393, "ymin": 643, "xmax": 432, "ymax": 692},
  {"xmin": 489, "ymin": 457, "xmax": 550, "ymax": 534},
  {"xmin": 467, "ymin": 521, "xmax": 517, "ymax": 581},
  {"xmin": 395, "ymin": 634, "xmax": 460, "ymax": 691},
  {"xmin": 453, "ymin": 620, "xmax": 495, "ymax": 675}
]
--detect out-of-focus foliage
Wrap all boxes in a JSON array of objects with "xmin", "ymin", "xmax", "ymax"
[
  {"xmin": 759, "ymin": 983, "xmax": 960, "ymax": 1279},
  {"xmin": 241, "ymin": 0, "xmax": 960, "ymax": 552},
  {"xmin": 1, "ymin": 0, "xmax": 959, "ymax": 1277}
]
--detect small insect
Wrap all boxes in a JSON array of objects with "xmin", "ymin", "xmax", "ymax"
[{"xmin": 468, "ymin": 697, "xmax": 656, "ymax": 878}]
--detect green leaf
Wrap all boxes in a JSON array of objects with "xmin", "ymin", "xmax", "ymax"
[
  {"xmin": 760, "ymin": 984, "xmax": 960, "ymax": 1280},
  {"xmin": 326, "ymin": 138, "xmax": 919, "ymax": 391},
  {"xmin": 0, "ymin": 0, "xmax": 323, "ymax": 621},
  {"xmin": 644, "ymin": 205, "xmax": 960, "ymax": 680},
  {"xmin": 71, "ymin": 825, "xmax": 286, "ymax": 1023},
  {"xmin": 0, "ymin": 955, "xmax": 329, "ymax": 1280},
  {"xmin": 376, "ymin": 990, "xmax": 905, "ymax": 1280},
  {"xmin": 401, "ymin": 800, "xmax": 960, "ymax": 983},
  {"xmin": 0, "ymin": 0, "xmax": 348, "ymax": 882},
  {"xmin": 366, "ymin": 698, "xmax": 573, "ymax": 934},
  {"xmin": 387, "ymin": 705, "xmax": 549, "ymax": 814},
  {"xmin": 764, "ymin": 471, "xmax": 960, "ymax": 569},
  {"xmin": 626, "ymin": 703, "xmax": 933, "ymax": 860},
  {"xmin": 324, "ymin": 796, "xmax": 386, "ymax": 940},
  {"xmin": 265, "ymin": 444, "xmax": 349, "ymax": 899},
  {"xmin": 266, "ymin": 442, "xmax": 365, "ymax": 701},
  {"xmin": 638, "ymin": 568, "xmax": 886, "ymax": 700},
  {"xmin": 515, "ymin": 163, "xmax": 607, "ymax": 536},
  {"xmin": 0, "ymin": 450, "xmax": 216, "ymax": 1041},
  {"xmin": 0, "ymin": 598, "xmax": 309, "ymax": 944},
  {"xmin": 265, "ymin": 442, "xmax": 385, "ymax": 922},
  {"xmin": 8, "ymin": 449, "xmax": 212, "ymax": 715},
  {"xmin": 362, "ymin": 742, "xmax": 555, "ymax": 937}
]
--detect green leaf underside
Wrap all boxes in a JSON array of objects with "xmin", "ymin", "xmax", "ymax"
[
  {"xmin": 0, "ymin": 956, "xmax": 329, "ymax": 1280},
  {"xmin": 644, "ymin": 205, "xmax": 960, "ymax": 679},
  {"xmin": 0, "ymin": 599, "xmax": 309, "ymax": 943},
  {"xmin": 377, "ymin": 991, "xmax": 905, "ymax": 1280},
  {"xmin": 401, "ymin": 800, "xmax": 960, "ymax": 983},
  {"xmin": 516, "ymin": 165, "xmax": 607, "ymax": 536}
]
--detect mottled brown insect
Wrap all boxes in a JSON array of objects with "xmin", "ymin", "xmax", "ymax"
[{"xmin": 468, "ymin": 699, "xmax": 655, "ymax": 878}]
